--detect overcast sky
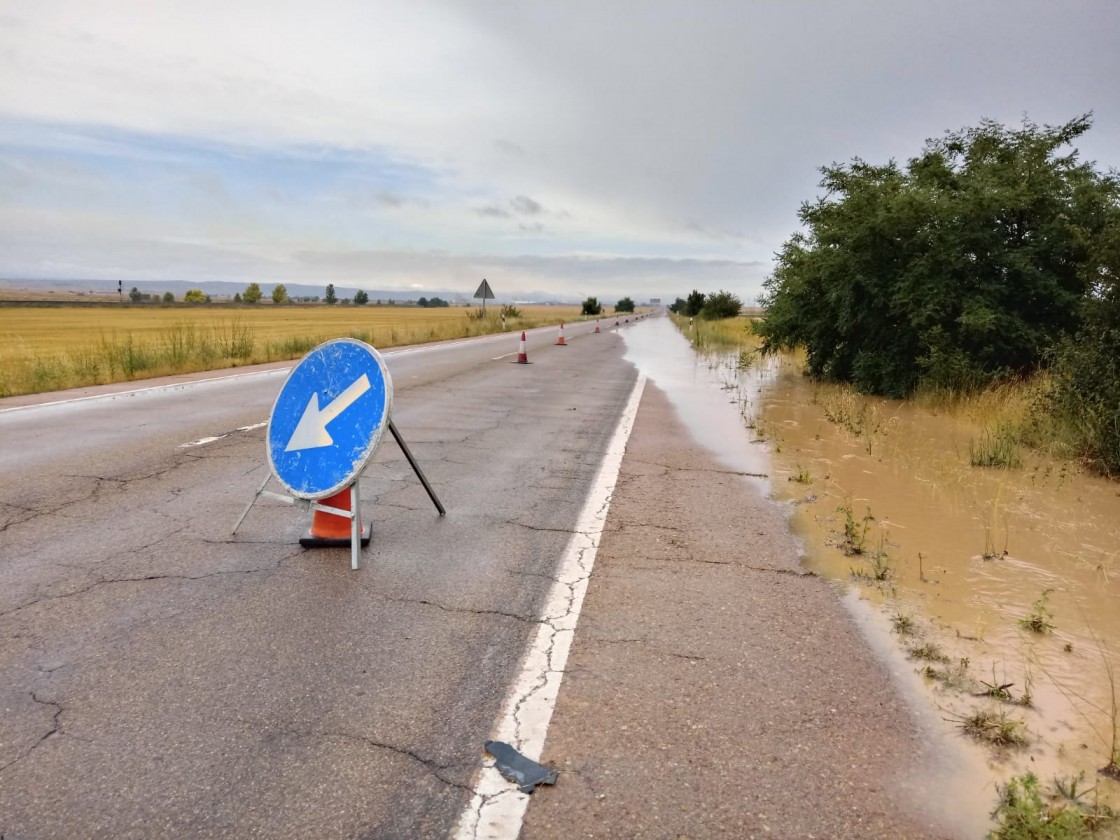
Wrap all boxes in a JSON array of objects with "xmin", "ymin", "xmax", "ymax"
[{"xmin": 1, "ymin": 1, "xmax": 1118, "ymax": 302}]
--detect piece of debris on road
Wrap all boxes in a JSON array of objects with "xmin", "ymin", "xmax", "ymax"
[{"xmin": 484, "ymin": 740, "xmax": 558, "ymax": 793}]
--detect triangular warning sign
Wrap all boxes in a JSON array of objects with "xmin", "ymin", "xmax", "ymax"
[{"xmin": 473, "ymin": 279, "xmax": 495, "ymax": 300}]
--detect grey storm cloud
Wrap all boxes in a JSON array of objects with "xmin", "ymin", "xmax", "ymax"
[
  {"xmin": 1, "ymin": 0, "xmax": 1117, "ymax": 302},
  {"xmin": 476, "ymin": 195, "xmax": 546, "ymax": 219},
  {"xmin": 510, "ymin": 195, "xmax": 543, "ymax": 215}
]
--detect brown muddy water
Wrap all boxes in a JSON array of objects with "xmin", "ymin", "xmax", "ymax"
[{"xmin": 623, "ymin": 316, "xmax": 1120, "ymax": 827}]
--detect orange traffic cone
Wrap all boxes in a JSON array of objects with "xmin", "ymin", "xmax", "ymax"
[
  {"xmin": 556, "ymin": 323, "xmax": 567, "ymax": 346},
  {"xmin": 515, "ymin": 331, "xmax": 530, "ymax": 364},
  {"xmin": 594, "ymin": 320, "xmax": 600, "ymax": 334},
  {"xmin": 299, "ymin": 486, "xmax": 371, "ymax": 548}
]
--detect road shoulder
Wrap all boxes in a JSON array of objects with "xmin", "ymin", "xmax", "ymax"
[{"xmin": 520, "ymin": 383, "xmax": 974, "ymax": 839}]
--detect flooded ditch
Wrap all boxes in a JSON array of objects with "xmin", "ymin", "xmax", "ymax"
[{"xmin": 623, "ymin": 316, "xmax": 1120, "ymax": 817}]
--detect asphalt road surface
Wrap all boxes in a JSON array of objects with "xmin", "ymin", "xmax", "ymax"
[
  {"xmin": 0, "ymin": 319, "xmax": 636, "ymax": 838},
  {"xmin": 1, "ymin": 315, "xmax": 986, "ymax": 839}
]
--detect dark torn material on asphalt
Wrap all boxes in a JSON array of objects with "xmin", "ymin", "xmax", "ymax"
[{"xmin": 484, "ymin": 740, "xmax": 558, "ymax": 793}]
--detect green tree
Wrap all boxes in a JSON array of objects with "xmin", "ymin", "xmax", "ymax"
[
  {"xmin": 417, "ymin": 296, "xmax": 429, "ymax": 307},
  {"xmin": 700, "ymin": 290, "xmax": 743, "ymax": 320},
  {"xmin": 668, "ymin": 297, "xmax": 687, "ymax": 314},
  {"xmin": 243, "ymin": 282, "xmax": 263, "ymax": 304},
  {"xmin": 684, "ymin": 290, "xmax": 705, "ymax": 317},
  {"xmin": 1046, "ymin": 215, "xmax": 1120, "ymax": 473},
  {"xmin": 233, "ymin": 292, "xmax": 242, "ymax": 303},
  {"xmin": 184, "ymin": 289, "xmax": 206, "ymax": 303},
  {"xmin": 759, "ymin": 114, "xmax": 1119, "ymax": 397},
  {"xmin": 128, "ymin": 286, "xmax": 142, "ymax": 303},
  {"xmin": 271, "ymin": 284, "xmax": 288, "ymax": 304},
  {"xmin": 615, "ymin": 296, "xmax": 635, "ymax": 313},
  {"xmin": 162, "ymin": 291, "xmax": 174, "ymax": 303},
  {"xmin": 325, "ymin": 284, "xmax": 337, "ymax": 305},
  {"xmin": 581, "ymin": 296, "xmax": 602, "ymax": 316},
  {"xmin": 353, "ymin": 289, "xmax": 369, "ymax": 305}
]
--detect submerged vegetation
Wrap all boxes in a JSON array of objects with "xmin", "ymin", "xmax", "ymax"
[
  {"xmin": 989, "ymin": 773, "xmax": 1118, "ymax": 840},
  {"xmin": 670, "ymin": 311, "xmax": 761, "ymax": 355},
  {"xmin": 958, "ymin": 707, "xmax": 1030, "ymax": 747},
  {"xmin": 757, "ymin": 114, "xmax": 1120, "ymax": 476},
  {"xmin": 971, "ymin": 424, "xmax": 1025, "ymax": 469},
  {"xmin": 1019, "ymin": 590, "xmax": 1057, "ymax": 634}
]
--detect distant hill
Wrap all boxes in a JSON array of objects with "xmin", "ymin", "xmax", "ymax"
[{"xmin": 0, "ymin": 277, "xmax": 578, "ymax": 305}]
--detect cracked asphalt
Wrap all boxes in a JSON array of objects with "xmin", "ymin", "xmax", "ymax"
[
  {"xmin": 1, "ymin": 317, "xmax": 987, "ymax": 839},
  {"xmin": 0, "ymin": 322, "xmax": 638, "ymax": 838},
  {"xmin": 517, "ymin": 382, "xmax": 988, "ymax": 840}
]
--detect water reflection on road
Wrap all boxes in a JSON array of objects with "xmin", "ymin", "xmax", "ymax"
[
  {"xmin": 623, "ymin": 315, "xmax": 1120, "ymax": 807},
  {"xmin": 621, "ymin": 316, "xmax": 772, "ymax": 490}
]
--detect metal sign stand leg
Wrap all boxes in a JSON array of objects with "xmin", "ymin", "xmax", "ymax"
[
  {"xmin": 232, "ymin": 472, "xmax": 273, "ymax": 535},
  {"xmin": 388, "ymin": 420, "xmax": 446, "ymax": 516},
  {"xmin": 350, "ymin": 481, "xmax": 361, "ymax": 570}
]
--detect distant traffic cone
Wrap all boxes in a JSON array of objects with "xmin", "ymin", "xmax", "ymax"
[
  {"xmin": 515, "ymin": 331, "xmax": 530, "ymax": 364},
  {"xmin": 299, "ymin": 486, "xmax": 371, "ymax": 548},
  {"xmin": 594, "ymin": 320, "xmax": 600, "ymax": 334},
  {"xmin": 556, "ymin": 323, "xmax": 567, "ymax": 346}
]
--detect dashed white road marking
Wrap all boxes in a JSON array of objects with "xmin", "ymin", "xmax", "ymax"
[
  {"xmin": 179, "ymin": 420, "xmax": 268, "ymax": 448},
  {"xmin": 180, "ymin": 436, "xmax": 224, "ymax": 448},
  {"xmin": 0, "ymin": 368, "xmax": 292, "ymax": 415},
  {"xmin": 451, "ymin": 374, "xmax": 647, "ymax": 840}
]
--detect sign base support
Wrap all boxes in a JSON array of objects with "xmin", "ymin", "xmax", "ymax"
[
  {"xmin": 232, "ymin": 475, "xmax": 368, "ymax": 569},
  {"xmin": 234, "ymin": 421, "xmax": 444, "ymax": 571},
  {"xmin": 299, "ymin": 482, "xmax": 369, "ymax": 569}
]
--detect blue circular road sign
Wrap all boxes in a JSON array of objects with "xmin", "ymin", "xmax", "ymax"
[{"xmin": 267, "ymin": 338, "xmax": 393, "ymax": 500}]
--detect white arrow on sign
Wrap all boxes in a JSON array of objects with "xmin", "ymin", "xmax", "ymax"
[{"xmin": 285, "ymin": 374, "xmax": 372, "ymax": 452}]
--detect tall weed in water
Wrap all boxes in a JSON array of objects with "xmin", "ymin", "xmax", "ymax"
[
  {"xmin": 971, "ymin": 423, "xmax": 1024, "ymax": 468},
  {"xmin": 671, "ymin": 313, "xmax": 759, "ymax": 353}
]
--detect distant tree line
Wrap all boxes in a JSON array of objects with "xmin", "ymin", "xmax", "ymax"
[
  {"xmin": 757, "ymin": 114, "xmax": 1120, "ymax": 473},
  {"xmin": 668, "ymin": 289, "xmax": 742, "ymax": 319}
]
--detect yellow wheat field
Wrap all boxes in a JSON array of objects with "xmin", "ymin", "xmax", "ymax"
[{"xmin": 0, "ymin": 303, "xmax": 584, "ymax": 397}]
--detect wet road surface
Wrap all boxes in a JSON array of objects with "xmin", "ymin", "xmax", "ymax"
[{"xmin": 0, "ymin": 320, "xmax": 636, "ymax": 838}]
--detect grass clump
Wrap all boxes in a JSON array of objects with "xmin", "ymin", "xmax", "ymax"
[
  {"xmin": 837, "ymin": 501, "xmax": 873, "ymax": 556},
  {"xmin": 788, "ymin": 465, "xmax": 812, "ymax": 484},
  {"xmin": 970, "ymin": 423, "xmax": 1024, "ymax": 468},
  {"xmin": 960, "ymin": 707, "xmax": 1029, "ymax": 747},
  {"xmin": 989, "ymin": 772, "xmax": 1117, "ymax": 839},
  {"xmin": 891, "ymin": 613, "xmax": 916, "ymax": 636},
  {"xmin": 1019, "ymin": 589, "xmax": 1056, "ymax": 634},
  {"xmin": 908, "ymin": 641, "xmax": 950, "ymax": 663},
  {"xmin": 923, "ymin": 658, "xmax": 974, "ymax": 691}
]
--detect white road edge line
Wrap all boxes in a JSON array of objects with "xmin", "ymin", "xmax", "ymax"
[
  {"xmin": 0, "ymin": 367, "xmax": 293, "ymax": 415},
  {"xmin": 451, "ymin": 373, "xmax": 647, "ymax": 840}
]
